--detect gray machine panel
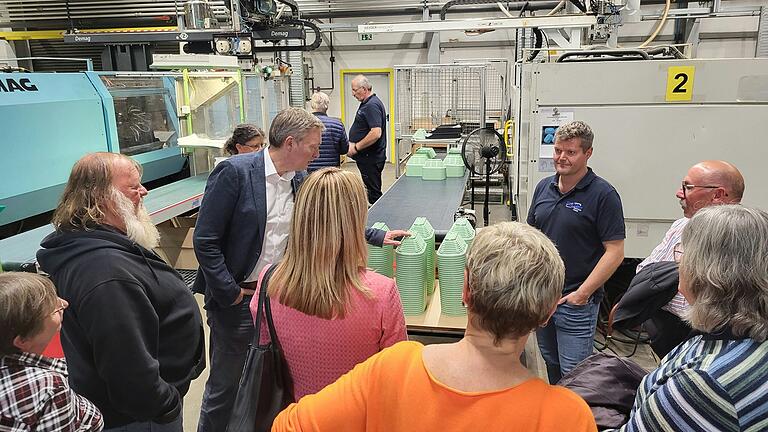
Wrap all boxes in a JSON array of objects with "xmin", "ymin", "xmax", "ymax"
[{"xmin": 516, "ymin": 58, "xmax": 768, "ymax": 258}]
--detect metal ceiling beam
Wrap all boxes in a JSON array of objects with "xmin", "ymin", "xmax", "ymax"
[{"xmin": 359, "ymin": 14, "xmax": 596, "ymax": 33}]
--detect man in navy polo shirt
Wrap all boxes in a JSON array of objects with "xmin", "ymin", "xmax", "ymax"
[
  {"xmin": 347, "ymin": 74, "xmax": 387, "ymax": 204},
  {"xmin": 527, "ymin": 120, "xmax": 625, "ymax": 384}
]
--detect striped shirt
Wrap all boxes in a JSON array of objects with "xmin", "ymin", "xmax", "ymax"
[
  {"xmin": 609, "ymin": 334, "xmax": 768, "ymax": 432},
  {"xmin": 636, "ymin": 217, "xmax": 689, "ymax": 317},
  {"xmin": 1, "ymin": 352, "xmax": 103, "ymax": 431}
]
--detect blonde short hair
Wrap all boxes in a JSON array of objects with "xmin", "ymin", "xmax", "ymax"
[
  {"xmin": 269, "ymin": 168, "xmax": 370, "ymax": 319},
  {"xmin": 52, "ymin": 152, "xmax": 141, "ymax": 230},
  {"xmin": 466, "ymin": 222, "xmax": 564, "ymax": 344},
  {"xmin": 0, "ymin": 272, "xmax": 58, "ymax": 356},
  {"xmin": 681, "ymin": 205, "xmax": 768, "ymax": 341}
]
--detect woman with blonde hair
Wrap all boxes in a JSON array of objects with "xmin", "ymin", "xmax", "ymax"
[
  {"xmin": 272, "ymin": 221, "xmax": 597, "ymax": 431},
  {"xmin": 249, "ymin": 167, "xmax": 407, "ymax": 400}
]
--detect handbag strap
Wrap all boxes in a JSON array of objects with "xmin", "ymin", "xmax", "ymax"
[{"xmin": 252, "ymin": 264, "xmax": 281, "ymax": 348}]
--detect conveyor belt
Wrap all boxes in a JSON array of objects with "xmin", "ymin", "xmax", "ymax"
[
  {"xmin": 367, "ymin": 171, "xmax": 469, "ymax": 241},
  {"xmin": 0, "ymin": 174, "xmax": 208, "ymax": 269}
]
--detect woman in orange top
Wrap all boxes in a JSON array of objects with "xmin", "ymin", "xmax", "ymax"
[{"xmin": 272, "ymin": 222, "xmax": 597, "ymax": 432}]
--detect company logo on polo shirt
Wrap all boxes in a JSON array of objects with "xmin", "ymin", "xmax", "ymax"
[{"xmin": 565, "ymin": 201, "xmax": 583, "ymax": 213}]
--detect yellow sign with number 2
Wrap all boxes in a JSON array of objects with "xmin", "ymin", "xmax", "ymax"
[{"xmin": 666, "ymin": 66, "xmax": 695, "ymax": 102}]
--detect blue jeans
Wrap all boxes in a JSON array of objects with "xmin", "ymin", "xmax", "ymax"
[
  {"xmin": 103, "ymin": 414, "xmax": 182, "ymax": 432},
  {"xmin": 197, "ymin": 296, "xmax": 255, "ymax": 432},
  {"xmin": 536, "ymin": 292, "xmax": 602, "ymax": 384}
]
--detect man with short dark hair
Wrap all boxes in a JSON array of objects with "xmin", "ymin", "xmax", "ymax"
[
  {"xmin": 37, "ymin": 152, "xmax": 205, "ymax": 431},
  {"xmin": 346, "ymin": 74, "xmax": 387, "ymax": 204},
  {"xmin": 527, "ymin": 120, "xmax": 625, "ymax": 384}
]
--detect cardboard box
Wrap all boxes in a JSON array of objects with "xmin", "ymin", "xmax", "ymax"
[{"xmin": 154, "ymin": 215, "xmax": 199, "ymax": 270}]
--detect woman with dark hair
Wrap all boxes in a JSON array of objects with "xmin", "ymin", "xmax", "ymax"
[
  {"xmin": 610, "ymin": 205, "xmax": 768, "ymax": 431},
  {"xmin": 0, "ymin": 272, "xmax": 104, "ymax": 431},
  {"xmin": 224, "ymin": 124, "xmax": 266, "ymax": 155}
]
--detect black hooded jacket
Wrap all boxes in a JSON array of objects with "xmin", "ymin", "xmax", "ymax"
[{"xmin": 37, "ymin": 225, "xmax": 205, "ymax": 428}]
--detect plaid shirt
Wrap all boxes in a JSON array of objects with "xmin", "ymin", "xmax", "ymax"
[{"xmin": 0, "ymin": 352, "xmax": 103, "ymax": 431}]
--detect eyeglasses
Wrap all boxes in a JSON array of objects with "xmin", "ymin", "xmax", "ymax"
[
  {"xmin": 681, "ymin": 182, "xmax": 721, "ymax": 199},
  {"xmin": 673, "ymin": 243, "xmax": 684, "ymax": 263},
  {"xmin": 241, "ymin": 142, "xmax": 263, "ymax": 150},
  {"xmin": 51, "ymin": 298, "xmax": 67, "ymax": 316}
]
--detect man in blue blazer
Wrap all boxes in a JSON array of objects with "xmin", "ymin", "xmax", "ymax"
[{"xmin": 193, "ymin": 108, "xmax": 405, "ymax": 431}]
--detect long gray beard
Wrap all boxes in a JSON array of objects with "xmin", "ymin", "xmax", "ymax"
[{"xmin": 110, "ymin": 188, "xmax": 161, "ymax": 250}]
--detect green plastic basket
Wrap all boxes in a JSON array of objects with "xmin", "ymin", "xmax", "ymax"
[
  {"xmin": 409, "ymin": 217, "xmax": 436, "ymax": 296},
  {"xmin": 395, "ymin": 235, "xmax": 427, "ymax": 315},
  {"xmin": 421, "ymin": 159, "xmax": 446, "ymax": 181},
  {"xmin": 437, "ymin": 232, "xmax": 468, "ymax": 316},
  {"xmin": 415, "ymin": 146, "xmax": 437, "ymax": 159},
  {"xmin": 367, "ymin": 222, "xmax": 394, "ymax": 277},
  {"xmin": 406, "ymin": 154, "xmax": 429, "ymax": 177}
]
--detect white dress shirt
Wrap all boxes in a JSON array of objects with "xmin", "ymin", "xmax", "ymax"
[
  {"xmin": 244, "ymin": 148, "xmax": 295, "ymax": 282},
  {"xmin": 636, "ymin": 217, "xmax": 690, "ymax": 317}
]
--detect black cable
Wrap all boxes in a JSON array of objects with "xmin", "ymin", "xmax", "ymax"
[{"xmin": 525, "ymin": 27, "xmax": 543, "ymax": 62}]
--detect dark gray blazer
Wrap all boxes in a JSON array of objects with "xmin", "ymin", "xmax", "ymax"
[{"xmin": 192, "ymin": 150, "xmax": 384, "ymax": 310}]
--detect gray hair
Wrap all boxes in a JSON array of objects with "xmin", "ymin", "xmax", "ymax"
[
  {"xmin": 466, "ymin": 222, "xmax": 564, "ymax": 344},
  {"xmin": 681, "ymin": 205, "xmax": 768, "ymax": 342},
  {"xmin": 352, "ymin": 75, "xmax": 372, "ymax": 90},
  {"xmin": 269, "ymin": 107, "xmax": 324, "ymax": 148},
  {"xmin": 310, "ymin": 92, "xmax": 330, "ymax": 113},
  {"xmin": 555, "ymin": 120, "xmax": 594, "ymax": 151}
]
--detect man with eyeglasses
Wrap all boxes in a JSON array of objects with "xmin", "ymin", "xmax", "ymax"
[{"xmin": 633, "ymin": 160, "xmax": 744, "ymax": 354}]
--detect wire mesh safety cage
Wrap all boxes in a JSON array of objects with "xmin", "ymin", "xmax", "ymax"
[
  {"xmin": 394, "ymin": 64, "xmax": 488, "ymax": 137},
  {"xmin": 453, "ymin": 59, "xmax": 510, "ymax": 121}
]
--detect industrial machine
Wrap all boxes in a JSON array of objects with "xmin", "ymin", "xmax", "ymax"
[
  {"xmin": 62, "ymin": 0, "xmax": 320, "ymax": 63},
  {"xmin": 512, "ymin": 56, "xmax": 768, "ymax": 258},
  {"xmin": 0, "ymin": 71, "xmax": 185, "ymax": 228}
]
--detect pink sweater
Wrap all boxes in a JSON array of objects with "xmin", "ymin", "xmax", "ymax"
[{"xmin": 250, "ymin": 267, "xmax": 407, "ymax": 400}]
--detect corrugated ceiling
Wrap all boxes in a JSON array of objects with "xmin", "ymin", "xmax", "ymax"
[{"xmin": 0, "ymin": 0, "xmax": 447, "ymax": 26}]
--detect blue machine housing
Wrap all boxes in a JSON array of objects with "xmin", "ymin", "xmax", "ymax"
[{"xmin": 0, "ymin": 72, "xmax": 186, "ymax": 226}]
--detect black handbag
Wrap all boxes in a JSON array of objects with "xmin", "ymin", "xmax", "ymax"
[{"xmin": 226, "ymin": 265, "xmax": 294, "ymax": 432}]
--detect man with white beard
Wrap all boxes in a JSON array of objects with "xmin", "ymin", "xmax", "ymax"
[{"xmin": 37, "ymin": 152, "xmax": 205, "ymax": 432}]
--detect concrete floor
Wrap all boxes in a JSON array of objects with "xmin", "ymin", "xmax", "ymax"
[{"xmin": 181, "ymin": 160, "xmax": 659, "ymax": 430}]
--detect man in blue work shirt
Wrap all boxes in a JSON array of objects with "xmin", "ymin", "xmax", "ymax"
[
  {"xmin": 346, "ymin": 74, "xmax": 387, "ymax": 204},
  {"xmin": 527, "ymin": 120, "xmax": 625, "ymax": 384}
]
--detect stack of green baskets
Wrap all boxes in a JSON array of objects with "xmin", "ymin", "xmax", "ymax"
[
  {"xmin": 409, "ymin": 217, "xmax": 435, "ymax": 296},
  {"xmin": 422, "ymin": 159, "xmax": 446, "ymax": 181},
  {"xmin": 395, "ymin": 235, "xmax": 427, "ymax": 315},
  {"xmin": 406, "ymin": 154, "xmax": 429, "ymax": 177},
  {"xmin": 443, "ymin": 154, "xmax": 465, "ymax": 177},
  {"xmin": 437, "ymin": 232, "xmax": 468, "ymax": 316},
  {"xmin": 415, "ymin": 146, "xmax": 437, "ymax": 159},
  {"xmin": 449, "ymin": 217, "xmax": 476, "ymax": 250},
  {"xmin": 367, "ymin": 222, "xmax": 394, "ymax": 277}
]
